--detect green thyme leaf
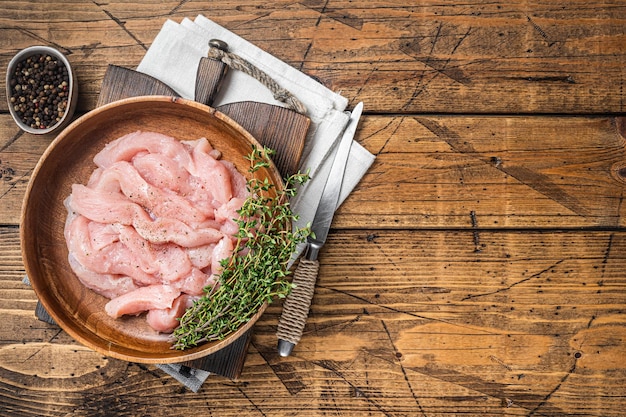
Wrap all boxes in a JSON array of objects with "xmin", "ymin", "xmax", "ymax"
[{"xmin": 171, "ymin": 146, "xmax": 310, "ymax": 350}]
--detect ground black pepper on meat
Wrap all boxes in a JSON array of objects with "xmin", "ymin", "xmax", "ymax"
[{"xmin": 8, "ymin": 53, "xmax": 70, "ymax": 130}]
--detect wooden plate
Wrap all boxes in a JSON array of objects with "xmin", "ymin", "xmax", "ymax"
[{"xmin": 21, "ymin": 96, "xmax": 283, "ymax": 364}]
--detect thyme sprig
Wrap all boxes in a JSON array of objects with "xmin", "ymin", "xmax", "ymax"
[{"xmin": 172, "ymin": 146, "xmax": 310, "ymax": 350}]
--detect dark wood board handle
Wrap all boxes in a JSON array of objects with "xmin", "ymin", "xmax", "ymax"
[
  {"xmin": 95, "ymin": 65, "xmax": 180, "ymax": 107},
  {"xmin": 195, "ymin": 40, "xmax": 229, "ymax": 106}
]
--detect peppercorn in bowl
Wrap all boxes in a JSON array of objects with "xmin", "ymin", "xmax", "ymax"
[{"xmin": 6, "ymin": 46, "xmax": 78, "ymax": 134}]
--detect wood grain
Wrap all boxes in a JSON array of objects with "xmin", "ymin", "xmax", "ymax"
[
  {"xmin": 0, "ymin": 1, "xmax": 624, "ymax": 114},
  {"xmin": 339, "ymin": 114, "xmax": 626, "ymax": 229},
  {"xmin": 1, "ymin": 0, "xmax": 625, "ymax": 415},
  {"xmin": 95, "ymin": 65, "xmax": 179, "ymax": 107},
  {"xmin": 2, "ymin": 114, "xmax": 624, "ymax": 227},
  {"xmin": 2, "ymin": 226, "xmax": 626, "ymax": 416}
]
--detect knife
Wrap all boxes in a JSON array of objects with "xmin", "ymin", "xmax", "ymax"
[{"xmin": 276, "ymin": 101, "xmax": 364, "ymax": 357}]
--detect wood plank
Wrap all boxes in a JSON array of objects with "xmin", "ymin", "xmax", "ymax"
[
  {"xmin": 1, "ymin": 2, "xmax": 625, "ymax": 414},
  {"xmin": 0, "ymin": 1, "xmax": 624, "ymax": 114},
  {"xmin": 0, "ymin": 122, "xmax": 54, "ymax": 226},
  {"xmin": 3, "ymin": 114, "xmax": 624, "ymax": 228},
  {"xmin": 2, "ymin": 226, "xmax": 625, "ymax": 416},
  {"xmin": 338, "ymin": 114, "xmax": 626, "ymax": 229}
]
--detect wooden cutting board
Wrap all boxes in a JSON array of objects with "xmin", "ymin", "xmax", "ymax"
[
  {"xmin": 100, "ymin": 63, "xmax": 309, "ymax": 378},
  {"xmin": 35, "ymin": 58, "xmax": 310, "ymax": 381},
  {"xmin": 97, "ymin": 65, "xmax": 309, "ymax": 177}
]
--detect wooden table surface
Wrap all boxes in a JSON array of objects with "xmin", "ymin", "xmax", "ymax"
[{"xmin": 1, "ymin": 1, "xmax": 625, "ymax": 416}]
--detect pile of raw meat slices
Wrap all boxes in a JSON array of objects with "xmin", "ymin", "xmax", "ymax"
[{"xmin": 64, "ymin": 131, "xmax": 249, "ymax": 333}]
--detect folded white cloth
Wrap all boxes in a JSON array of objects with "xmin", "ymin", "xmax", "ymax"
[
  {"xmin": 137, "ymin": 15, "xmax": 375, "ymax": 240},
  {"xmin": 155, "ymin": 364, "xmax": 210, "ymax": 393}
]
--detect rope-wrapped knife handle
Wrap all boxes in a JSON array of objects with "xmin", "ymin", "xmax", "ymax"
[{"xmin": 276, "ymin": 258, "xmax": 319, "ymax": 355}]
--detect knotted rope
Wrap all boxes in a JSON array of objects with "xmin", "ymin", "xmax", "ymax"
[{"xmin": 207, "ymin": 43, "xmax": 308, "ymax": 116}]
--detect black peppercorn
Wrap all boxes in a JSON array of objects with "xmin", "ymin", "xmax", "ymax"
[{"xmin": 8, "ymin": 52, "xmax": 70, "ymax": 130}]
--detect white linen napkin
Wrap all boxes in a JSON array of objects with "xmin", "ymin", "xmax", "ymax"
[
  {"xmin": 137, "ymin": 15, "xmax": 375, "ymax": 239},
  {"xmin": 155, "ymin": 364, "xmax": 210, "ymax": 393}
]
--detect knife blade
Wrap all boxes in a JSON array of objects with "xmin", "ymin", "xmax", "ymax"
[{"xmin": 276, "ymin": 102, "xmax": 364, "ymax": 357}]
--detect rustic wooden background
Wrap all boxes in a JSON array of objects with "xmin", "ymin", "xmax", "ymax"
[{"xmin": 1, "ymin": 1, "xmax": 625, "ymax": 416}]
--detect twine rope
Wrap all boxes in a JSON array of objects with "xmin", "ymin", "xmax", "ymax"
[
  {"xmin": 207, "ymin": 46, "xmax": 308, "ymax": 116},
  {"xmin": 276, "ymin": 258, "xmax": 318, "ymax": 344}
]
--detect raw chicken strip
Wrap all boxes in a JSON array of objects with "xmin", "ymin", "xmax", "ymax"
[
  {"xmin": 91, "ymin": 161, "xmax": 207, "ymax": 224},
  {"xmin": 65, "ymin": 131, "xmax": 251, "ymax": 333},
  {"xmin": 69, "ymin": 184, "xmax": 223, "ymax": 247},
  {"xmin": 105, "ymin": 285, "xmax": 181, "ymax": 319},
  {"xmin": 146, "ymin": 294, "xmax": 198, "ymax": 333},
  {"xmin": 188, "ymin": 139, "xmax": 233, "ymax": 204},
  {"xmin": 94, "ymin": 131, "xmax": 192, "ymax": 170},
  {"xmin": 68, "ymin": 254, "xmax": 139, "ymax": 300}
]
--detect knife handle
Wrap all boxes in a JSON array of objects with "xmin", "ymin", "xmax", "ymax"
[{"xmin": 276, "ymin": 258, "xmax": 319, "ymax": 356}]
